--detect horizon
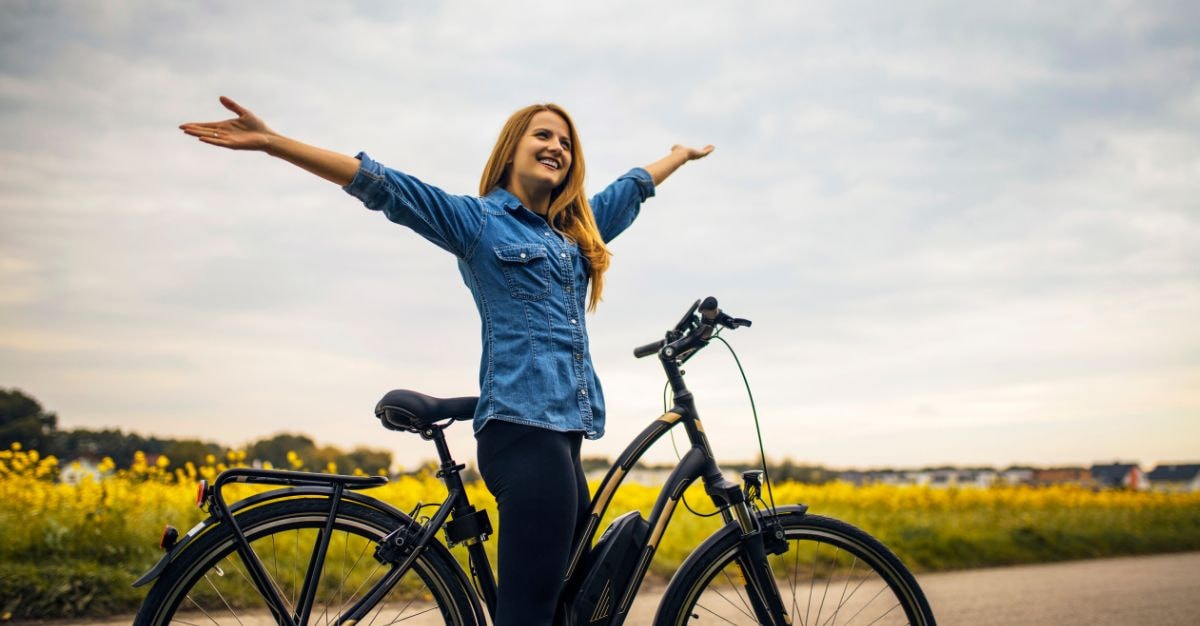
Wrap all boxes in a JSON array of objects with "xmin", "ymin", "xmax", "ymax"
[{"xmin": 24, "ymin": 410, "xmax": 1197, "ymax": 474}]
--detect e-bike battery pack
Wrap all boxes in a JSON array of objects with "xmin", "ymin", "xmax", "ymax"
[{"xmin": 563, "ymin": 510, "xmax": 650, "ymax": 625}]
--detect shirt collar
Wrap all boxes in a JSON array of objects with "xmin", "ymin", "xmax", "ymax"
[{"xmin": 484, "ymin": 186, "xmax": 526, "ymax": 213}]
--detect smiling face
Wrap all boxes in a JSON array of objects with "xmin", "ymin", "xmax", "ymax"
[{"xmin": 507, "ymin": 110, "xmax": 574, "ymax": 200}]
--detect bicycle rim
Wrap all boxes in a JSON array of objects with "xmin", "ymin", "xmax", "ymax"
[
  {"xmin": 136, "ymin": 498, "xmax": 476, "ymax": 626},
  {"xmin": 669, "ymin": 515, "xmax": 932, "ymax": 625}
]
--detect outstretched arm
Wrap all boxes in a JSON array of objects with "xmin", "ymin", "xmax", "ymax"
[
  {"xmin": 642, "ymin": 144, "xmax": 714, "ymax": 186},
  {"xmin": 179, "ymin": 96, "xmax": 361, "ymax": 187}
]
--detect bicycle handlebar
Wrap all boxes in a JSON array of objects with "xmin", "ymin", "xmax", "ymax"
[
  {"xmin": 633, "ymin": 296, "xmax": 752, "ymax": 360},
  {"xmin": 633, "ymin": 339, "xmax": 666, "ymax": 358}
]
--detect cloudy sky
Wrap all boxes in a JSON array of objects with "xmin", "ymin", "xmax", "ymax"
[{"xmin": 2, "ymin": 1, "xmax": 1197, "ymax": 470}]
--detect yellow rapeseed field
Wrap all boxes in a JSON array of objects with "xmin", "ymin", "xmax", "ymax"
[{"xmin": 2, "ymin": 443, "xmax": 1199, "ymax": 618}]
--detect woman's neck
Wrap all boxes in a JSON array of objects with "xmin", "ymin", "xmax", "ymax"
[{"xmin": 505, "ymin": 181, "xmax": 551, "ymax": 216}]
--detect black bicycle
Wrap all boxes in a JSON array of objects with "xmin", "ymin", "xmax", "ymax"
[{"xmin": 133, "ymin": 297, "xmax": 935, "ymax": 625}]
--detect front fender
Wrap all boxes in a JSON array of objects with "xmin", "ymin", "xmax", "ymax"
[
  {"xmin": 660, "ymin": 503, "xmax": 809, "ymax": 596},
  {"xmin": 132, "ymin": 486, "xmax": 410, "ymax": 587}
]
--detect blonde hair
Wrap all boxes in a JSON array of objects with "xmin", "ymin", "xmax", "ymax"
[{"xmin": 479, "ymin": 104, "xmax": 610, "ymax": 312}]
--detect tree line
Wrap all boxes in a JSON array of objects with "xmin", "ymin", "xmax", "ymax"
[
  {"xmin": 1, "ymin": 387, "xmax": 393, "ymax": 475},
  {"xmin": 4, "ymin": 386, "xmax": 844, "ymax": 483}
]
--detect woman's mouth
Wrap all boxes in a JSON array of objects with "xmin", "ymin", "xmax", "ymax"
[{"xmin": 538, "ymin": 157, "xmax": 560, "ymax": 171}]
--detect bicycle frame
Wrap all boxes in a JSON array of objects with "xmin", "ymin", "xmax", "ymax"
[
  {"xmin": 555, "ymin": 354, "xmax": 788, "ymax": 625},
  {"xmin": 139, "ymin": 337, "xmax": 789, "ymax": 626}
]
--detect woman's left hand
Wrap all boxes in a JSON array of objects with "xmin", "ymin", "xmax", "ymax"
[
  {"xmin": 672, "ymin": 144, "xmax": 715, "ymax": 161},
  {"xmin": 645, "ymin": 144, "xmax": 714, "ymax": 186}
]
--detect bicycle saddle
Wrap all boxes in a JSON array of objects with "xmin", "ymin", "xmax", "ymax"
[{"xmin": 375, "ymin": 389, "xmax": 478, "ymax": 433}]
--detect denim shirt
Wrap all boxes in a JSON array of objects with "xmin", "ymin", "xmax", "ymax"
[{"xmin": 343, "ymin": 153, "xmax": 655, "ymax": 439}]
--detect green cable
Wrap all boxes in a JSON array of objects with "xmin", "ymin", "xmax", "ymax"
[{"xmin": 713, "ymin": 334, "xmax": 778, "ymax": 514}]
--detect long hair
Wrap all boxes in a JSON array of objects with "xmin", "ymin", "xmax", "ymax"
[{"xmin": 479, "ymin": 104, "xmax": 610, "ymax": 312}]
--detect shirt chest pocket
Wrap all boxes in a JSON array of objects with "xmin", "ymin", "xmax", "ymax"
[{"xmin": 494, "ymin": 244, "xmax": 551, "ymax": 301}]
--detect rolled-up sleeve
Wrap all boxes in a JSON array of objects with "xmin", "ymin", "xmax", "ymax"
[
  {"xmin": 343, "ymin": 152, "xmax": 485, "ymax": 258},
  {"xmin": 589, "ymin": 167, "xmax": 655, "ymax": 243}
]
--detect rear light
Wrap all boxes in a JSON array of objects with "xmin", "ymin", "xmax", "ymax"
[
  {"xmin": 160, "ymin": 525, "xmax": 179, "ymax": 551},
  {"xmin": 195, "ymin": 479, "xmax": 209, "ymax": 508}
]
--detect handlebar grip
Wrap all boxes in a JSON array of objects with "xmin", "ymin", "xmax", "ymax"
[
  {"xmin": 699, "ymin": 296, "xmax": 719, "ymax": 321},
  {"xmin": 633, "ymin": 339, "xmax": 666, "ymax": 359}
]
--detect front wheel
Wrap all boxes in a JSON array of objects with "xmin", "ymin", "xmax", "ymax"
[
  {"xmin": 656, "ymin": 510, "xmax": 935, "ymax": 625},
  {"xmin": 134, "ymin": 496, "xmax": 481, "ymax": 625}
]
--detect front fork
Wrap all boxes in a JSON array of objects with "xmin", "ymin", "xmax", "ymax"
[{"xmin": 710, "ymin": 470, "xmax": 792, "ymax": 626}]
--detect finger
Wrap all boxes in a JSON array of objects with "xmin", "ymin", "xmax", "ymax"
[
  {"xmin": 198, "ymin": 135, "xmax": 234, "ymax": 148},
  {"xmin": 180, "ymin": 125, "xmax": 221, "ymax": 138},
  {"xmin": 179, "ymin": 122, "xmax": 227, "ymax": 133},
  {"xmin": 697, "ymin": 144, "xmax": 715, "ymax": 158},
  {"xmin": 219, "ymin": 95, "xmax": 249, "ymax": 117}
]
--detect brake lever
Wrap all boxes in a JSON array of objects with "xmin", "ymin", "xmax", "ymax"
[
  {"xmin": 674, "ymin": 299, "xmax": 702, "ymax": 333},
  {"xmin": 716, "ymin": 313, "xmax": 752, "ymax": 329}
]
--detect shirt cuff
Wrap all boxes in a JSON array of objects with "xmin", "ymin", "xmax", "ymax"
[
  {"xmin": 621, "ymin": 167, "xmax": 656, "ymax": 200},
  {"xmin": 342, "ymin": 151, "xmax": 386, "ymax": 205}
]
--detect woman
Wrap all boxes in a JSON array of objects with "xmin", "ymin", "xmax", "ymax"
[{"xmin": 179, "ymin": 96, "xmax": 711, "ymax": 625}]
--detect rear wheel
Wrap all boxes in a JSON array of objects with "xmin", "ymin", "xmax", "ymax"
[
  {"xmin": 656, "ymin": 512, "xmax": 935, "ymax": 625},
  {"xmin": 134, "ymin": 497, "xmax": 480, "ymax": 625}
]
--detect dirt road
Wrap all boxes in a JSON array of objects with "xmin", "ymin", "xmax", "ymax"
[
  {"xmin": 49, "ymin": 551, "xmax": 1200, "ymax": 625},
  {"xmin": 627, "ymin": 550, "xmax": 1200, "ymax": 624}
]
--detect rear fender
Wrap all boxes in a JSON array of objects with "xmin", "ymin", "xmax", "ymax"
[{"xmin": 132, "ymin": 486, "xmax": 410, "ymax": 587}]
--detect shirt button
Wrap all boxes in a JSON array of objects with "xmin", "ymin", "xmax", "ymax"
[
  {"xmin": 575, "ymin": 353, "xmax": 582, "ymax": 360},
  {"xmin": 519, "ymin": 252, "xmax": 527, "ymax": 259},
  {"xmin": 580, "ymin": 389, "xmax": 588, "ymax": 396},
  {"xmin": 570, "ymin": 318, "xmax": 577, "ymax": 324},
  {"xmin": 560, "ymin": 252, "xmax": 568, "ymax": 258},
  {"xmin": 544, "ymin": 231, "xmax": 552, "ymax": 236}
]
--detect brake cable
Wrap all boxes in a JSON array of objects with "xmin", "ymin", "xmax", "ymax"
[{"xmin": 713, "ymin": 333, "xmax": 777, "ymax": 515}]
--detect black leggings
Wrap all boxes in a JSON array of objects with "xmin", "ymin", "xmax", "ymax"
[{"xmin": 477, "ymin": 420, "xmax": 589, "ymax": 626}]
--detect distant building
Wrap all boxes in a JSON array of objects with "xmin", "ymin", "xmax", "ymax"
[
  {"xmin": 999, "ymin": 467, "xmax": 1035, "ymax": 485},
  {"xmin": 1147, "ymin": 464, "xmax": 1200, "ymax": 492},
  {"xmin": 1032, "ymin": 467, "xmax": 1094, "ymax": 487},
  {"xmin": 60, "ymin": 457, "xmax": 103, "ymax": 484},
  {"xmin": 957, "ymin": 468, "xmax": 1000, "ymax": 488},
  {"xmin": 1090, "ymin": 463, "xmax": 1147, "ymax": 490}
]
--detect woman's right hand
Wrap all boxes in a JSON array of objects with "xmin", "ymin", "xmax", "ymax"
[{"xmin": 179, "ymin": 96, "xmax": 276, "ymax": 151}]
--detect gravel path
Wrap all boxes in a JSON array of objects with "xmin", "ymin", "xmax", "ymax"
[{"xmin": 28, "ymin": 551, "xmax": 1200, "ymax": 625}]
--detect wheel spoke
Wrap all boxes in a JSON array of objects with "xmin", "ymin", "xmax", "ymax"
[
  {"xmin": 789, "ymin": 538, "xmax": 803, "ymax": 626},
  {"xmin": 184, "ymin": 590, "xmax": 226, "ymax": 625},
  {"xmin": 814, "ymin": 546, "xmax": 839, "ymax": 625},
  {"xmin": 861, "ymin": 601, "xmax": 902, "ymax": 626},
  {"xmin": 819, "ymin": 555, "xmax": 856, "ymax": 626},
  {"xmin": 327, "ymin": 535, "xmax": 384, "ymax": 620},
  {"xmin": 381, "ymin": 604, "xmax": 440, "ymax": 624},
  {"xmin": 693, "ymin": 601, "xmax": 741, "ymax": 625},
  {"xmin": 200, "ymin": 569, "xmax": 245, "ymax": 625},
  {"xmin": 805, "ymin": 540, "xmax": 818, "ymax": 625}
]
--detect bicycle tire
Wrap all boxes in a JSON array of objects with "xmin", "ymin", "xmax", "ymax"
[
  {"xmin": 655, "ymin": 511, "xmax": 935, "ymax": 625},
  {"xmin": 134, "ymin": 496, "xmax": 481, "ymax": 626}
]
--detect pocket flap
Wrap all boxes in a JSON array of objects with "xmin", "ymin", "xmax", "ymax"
[{"xmin": 494, "ymin": 244, "xmax": 547, "ymax": 264}]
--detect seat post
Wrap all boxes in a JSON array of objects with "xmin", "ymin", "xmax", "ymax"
[{"xmin": 423, "ymin": 425, "xmax": 456, "ymax": 467}]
